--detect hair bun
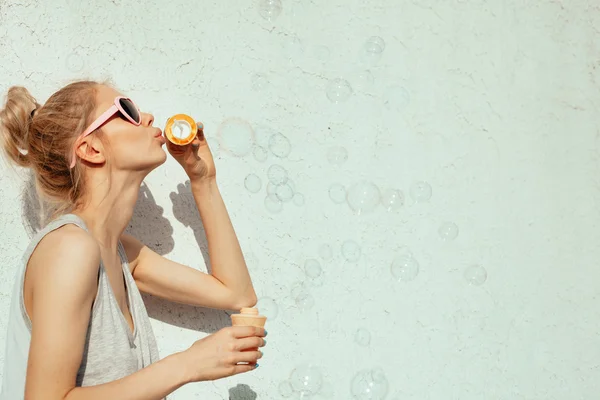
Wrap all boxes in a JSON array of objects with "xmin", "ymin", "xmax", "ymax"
[{"xmin": 0, "ymin": 86, "xmax": 40, "ymax": 167}]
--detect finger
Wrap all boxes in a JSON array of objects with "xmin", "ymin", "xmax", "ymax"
[
  {"xmin": 195, "ymin": 122, "xmax": 206, "ymax": 141},
  {"xmin": 230, "ymin": 326, "xmax": 266, "ymax": 339},
  {"xmin": 165, "ymin": 140, "xmax": 177, "ymax": 152},
  {"xmin": 231, "ymin": 363, "xmax": 259, "ymax": 376},
  {"xmin": 234, "ymin": 349, "xmax": 263, "ymax": 365},
  {"xmin": 172, "ymin": 143, "xmax": 195, "ymax": 158},
  {"xmin": 234, "ymin": 336, "xmax": 265, "ymax": 351},
  {"xmin": 166, "ymin": 140, "xmax": 185, "ymax": 154},
  {"xmin": 190, "ymin": 136, "xmax": 202, "ymax": 147}
]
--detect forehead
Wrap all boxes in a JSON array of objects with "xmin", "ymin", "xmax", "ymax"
[{"xmin": 95, "ymin": 85, "xmax": 122, "ymax": 108}]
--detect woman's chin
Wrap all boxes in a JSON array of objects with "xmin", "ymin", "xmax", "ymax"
[
  {"xmin": 146, "ymin": 150, "xmax": 168, "ymax": 173},
  {"xmin": 157, "ymin": 151, "xmax": 168, "ymax": 167}
]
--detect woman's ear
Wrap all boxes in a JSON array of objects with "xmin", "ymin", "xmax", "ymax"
[{"xmin": 75, "ymin": 137, "xmax": 106, "ymax": 166}]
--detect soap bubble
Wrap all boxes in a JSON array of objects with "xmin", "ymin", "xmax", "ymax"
[
  {"xmin": 305, "ymin": 259, "xmax": 324, "ymax": 287},
  {"xmin": 268, "ymin": 164, "xmax": 288, "ymax": 185},
  {"xmin": 253, "ymin": 145, "xmax": 269, "ymax": 162},
  {"xmin": 293, "ymin": 192, "xmax": 305, "ymax": 206},
  {"xmin": 276, "ymin": 183, "xmax": 294, "ymax": 202},
  {"xmin": 269, "ymin": 132, "xmax": 292, "ymax": 158},
  {"xmin": 329, "ymin": 184, "xmax": 347, "ymax": 204},
  {"xmin": 279, "ymin": 380, "xmax": 294, "ymax": 397},
  {"xmin": 464, "ymin": 264, "xmax": 487, "ymax": 286},
  {"xmin": 291, "ymin": 281, "xmax": 309, "ymax": 298},
  {"xmin": 351, "ymin": 368, "xmax": 389, "ymax": 400},
  {"xmin": 391, "ymin": 254, "xmax": 419, "ymax": 282},
  {"xmin": 244, "ymin": 174, "xmax": 262, "ymax": 193},
  {"xmin": 355, "ymin": 328, "xmax": 371, "ymax": 347},
  {"xmin": 365, "ymin": 36, "xmax": 386, "ymax": 53},
  {"xmin": 256, "ymin": 297, "xmax": 279, "ymax": 320},
  {"xmin": 347, "ymin": 181, "xmax": 381, "ymax": 214},
  {"xmin": 258, "ymin": 0, "xmax": 282, "ymax": 21},
  {"xmin": 384, "ymin": 86, "xmax": 411, "ymax": 112},
  {"xmin": 308, "ymin": 275, "xmax": 325, "ymax": 288},
  {"xmin": 354, "ymin": 70, "xmax": 375, "ymax": 92},
  {"xmin": 304, "ymin": 258, "xmax": 323, "ymax": 279},
  {"xmin": 327, "ymin": 146, "xmax": 348, "ymax": 165},
  {"xmin": 66, "ymin": 52, "xmax": 85, "ymax": 73},
  {"xmin": 326, "ymin": 78, "xmax": 353, "ymax": 103},
  {"xmin": 290, "ymin": 364, "xmax": 324, "ymax": 395},
  {"xmin": 360, "ymin": 36, "xmax": 386, "ymax": 66},
  {"xmin": 409, "ymin": 181, "xmax": 432, "ymax": 203},
  {"xmin": 286, "ymin": 179, "xmax": 296, "ymax": 192},
  {"xmin": 264, "ymin": 194, "xmax": 283, "ymax": 213},
  {"xmin": 438, "ymin": 222, "xmax": 459, "ymax": 240},
  {"xmin": 295, "ymin": 291, "xmax": 315, "ymax": 310},
  {"xmin": 251, "ymin": 73, "xmax": 269, "ymax": 91},
  {"xmin": 342, "ymin": 240, "xmax": 361, "ymax": 262},
  {"xmin": 318, "ymin": 243, "xmax": 333, "ymax": 261},
  {"xmin": 304, "ymin": 259, "xmax": 322, "ymax": 279},
  {"xmin": 217, "ymin": 118, "xmax": 255, "ymax": 157},
  {"xmin": 381, "ymin": 189, "xmax": 404, "ymax": 211}
]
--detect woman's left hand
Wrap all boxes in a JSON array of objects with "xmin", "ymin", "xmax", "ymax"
[{"xmin": 166, "ymin": 122, "xmax": 216, "ymax": 182}]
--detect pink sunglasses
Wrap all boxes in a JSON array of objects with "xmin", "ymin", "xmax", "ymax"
[{"xmin": 69, "ymin": 96, "xmax": 141, "ymax": 168}]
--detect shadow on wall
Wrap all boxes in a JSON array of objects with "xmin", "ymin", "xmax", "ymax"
[
  {"xmin": 131, "ymin": 180, "xmax": 230, "ymax": 334},
  {"xmin": 126, "ymin": 181, "xmax": 175, "ymax": 255},
  {"xmin": 229, "ymin": 384, "xmax": 258, "ymax": 400},
  {"xmin": 131, "ymin": 180, "xmax": 214, "ymax": 272},
  {"xmin": 20, "ymin": 171, "xmax": 43, "ymax": 238},
  {"xmin": 169, "ymin": 180, "xmax": 211, "ymax": 272}
]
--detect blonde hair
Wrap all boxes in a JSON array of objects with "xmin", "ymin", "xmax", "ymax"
[{"xmin": 0, "ymin": 81, "xmax": 101, "ymax": 222}]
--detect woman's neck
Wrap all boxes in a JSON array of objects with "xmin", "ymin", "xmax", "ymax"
[{"xmin": 73, "ymin": 170, "xmax": 144, "ymax": 251}]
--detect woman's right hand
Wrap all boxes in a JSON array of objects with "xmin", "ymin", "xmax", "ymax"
[{"xmin": 178, "ymin": 326, "xmax": 266, "ymax": 383}]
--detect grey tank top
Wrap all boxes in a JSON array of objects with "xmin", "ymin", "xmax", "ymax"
[{"xmin": 0, "ymin": 213, "xmax": 162, "ymax": 399}]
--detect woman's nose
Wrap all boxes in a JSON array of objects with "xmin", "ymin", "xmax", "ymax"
[{"xmin": 142, "ymin": 113, "xmax": 154, "ymax": 126}]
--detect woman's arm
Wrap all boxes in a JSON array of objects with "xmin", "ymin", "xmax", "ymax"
[
  {"xmin": 24, "ymin": 226, "xmax": 187, "ymax": 400},
  {"xmin": 63, "ymin": 354, "xmax": 187, "ymax": 400},
  {"xmin": 189, "ymin": 179, "xmax": 256, "ymax": 303},
  {"xmin": 25, "ymin": 226, "xmax": 100, "ymax": 399},
  {"xmin": 121, "ymin": 233, "xmax": 252, "ymax": 310},
  {"xmin": 126, "ymin": 179, "xmax": 257, "ymax": 310}
]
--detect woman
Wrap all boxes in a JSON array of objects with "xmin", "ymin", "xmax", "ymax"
[{"xmin": 0, "ymin": 81, "xmax": 266, "ymax": 400}]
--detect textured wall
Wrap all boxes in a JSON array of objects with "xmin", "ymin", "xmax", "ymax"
[{"xmin": 0, "ymin": 0, "xmax": 599, "ymax": 399}]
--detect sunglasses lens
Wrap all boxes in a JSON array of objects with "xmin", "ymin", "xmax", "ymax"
[{"xmin": 119, "ymin": 98, "xmax": 140, "ymax": 124}]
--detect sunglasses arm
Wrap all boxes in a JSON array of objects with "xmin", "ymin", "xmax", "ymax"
[
  {"xmin": 79, "ymin": 104, "xmax": 119, "ymax": 139},
  {"xmin": 69, "ymin": 104, "xmax": 119, "ymax": 168}
]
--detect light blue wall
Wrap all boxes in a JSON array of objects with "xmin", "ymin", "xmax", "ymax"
[{"xmin": 0, "ymin": 0, "xmax": 597, "ymax": 398}]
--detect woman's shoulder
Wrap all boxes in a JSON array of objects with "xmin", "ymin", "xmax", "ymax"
[{"xmin": 28, "ymin": 222, "xmax": 101, "ymax": 281}]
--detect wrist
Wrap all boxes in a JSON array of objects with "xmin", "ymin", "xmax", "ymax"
[
  {"xmin": 189, "ymin": 177, "xmax": 217, "ymax": 190},
  {"xmin": 170, "ymin": 350, "xmax": 195, "ymax": 385},
  {"xmin": 190, "ymin": 179, "xmax": 218, "ymax": 200}
]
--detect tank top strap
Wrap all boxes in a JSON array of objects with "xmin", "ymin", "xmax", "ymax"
[
  {"xmin": 116, "ymin": 240, "xmax": 132, "ymax": 278},
  {"xmin": 52, "ymin": 213, "xmax": 89, "ymax": 231},
  {"xmin": 22, "ymin": 213, "xmax": 89, "ymax": 263}
]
